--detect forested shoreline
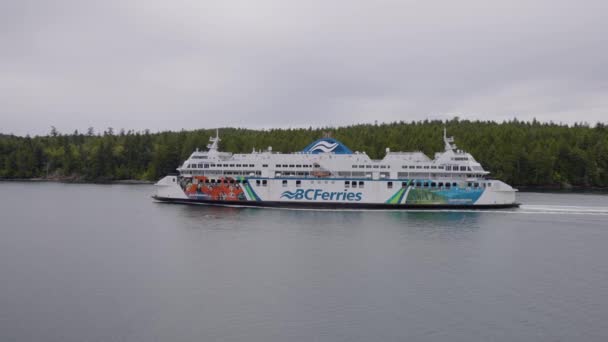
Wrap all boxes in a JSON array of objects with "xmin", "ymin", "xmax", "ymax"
[{"xmin": 1, "ymin": 120, "xmax": 607, "ymax": 188}]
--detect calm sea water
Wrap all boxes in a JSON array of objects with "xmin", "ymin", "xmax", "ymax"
[{"xmin": 1, "ymin": 182, "xmax": 608, "ymax": 342}]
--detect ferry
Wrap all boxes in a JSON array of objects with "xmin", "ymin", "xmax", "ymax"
[{"xmin": 153, "ymin": 129, "xmax": 519, "ymax": 209}]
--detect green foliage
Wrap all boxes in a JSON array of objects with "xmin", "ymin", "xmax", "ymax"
[{"xmin": 1, "ymin": 120, "xmax": 607, "ymax": 187}]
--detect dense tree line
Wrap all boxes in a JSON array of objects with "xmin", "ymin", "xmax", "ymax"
[{"xmin": 1, "ymin": 120, "xmax": 608, "ymax": 187}]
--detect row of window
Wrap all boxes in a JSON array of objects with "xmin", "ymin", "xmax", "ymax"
[
  {"xmin": 282, "ymin": 180, "xmax": 306, "ymax": 188},
  {"xmin": 188, "ymin": 163, "xmax": 476, "ymax": 173},
  {"xmin": 197, "ymin": 178, "xmax": 245, "ymax": 184},
  {"xmin": 276, "ymin": 172, "xmax": 311, "ymax": 177},
  {"xmin": 189, "ymin": 163, "xmax": 329, "ymax": 169},
  {"xmin": 281, "ymin": 179, "xmax": 337, "ymax": 185},
  {"xmin": 396, "ymin": 172, "xmax": 485, "ymax": 178},
  {"xmin": 185, "ymin": 169, "xmax": 487, "ymax": 182},
  {"xmin": 352, "ymin": 165, "xmax": 390, "ymax": 169},
  {"xmin": 399, "ymin": 165, "xmax": 472, "ymax": 171},
  {"xmin": 404, "ymin": 165, "xmax": 440, "ymax": 169},
  {"xmin": 196, "ymin": 178, "xmax": 271, "ymax": 186},
  {"xmin": 344, "ymin": 181, "xmax": 366, "ymax": 189},
  {"xmin": 223, "ymin": 171, "xmax": 262, "ymax": 176},
  {"xmin": 445, "ymin": 165, "xmax": 472, "ymax": 171},
  {"xmin": 275, "ymin": 164, "xmax": 315, "ymax": 168},
  {"xmin": 255, "ymin": 180, "xmax": 268, "ymax": 186},
  {"xmin": 349, "ymin": 165, "xmax": 476, "ymax": 171},
  {"xmin": 188, "ymin": 163, "xmax": 267, "ymax": 169},
  {"xmin": 397, "ymin": 181, "xmax": 459, "ymax": 189},
  {"xmin": 382, "ymin": 181, "xmax": 492, "ymax": 189},
  {"xmin": 182, "ymin": 170, "xmax": 262, "ymax": 176},
  {"xmin": 197, "ymin": 178, "xmax": 493, "ymax": 189},
  {"xmin": 274, "ymin": 179, "xmax": 493, "ymax": 189}
]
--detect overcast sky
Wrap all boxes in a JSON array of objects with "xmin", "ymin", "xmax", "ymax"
[{"xmin": 1, "ymin": 0, "xmax": 607, "ymax": 136}]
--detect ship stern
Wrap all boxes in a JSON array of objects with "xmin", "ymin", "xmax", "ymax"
[{"xmin": 153, "ymin": 175, "xmax": 188, "ymax": 201}]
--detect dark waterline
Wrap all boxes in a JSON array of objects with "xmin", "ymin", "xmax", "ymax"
[{"xmin": 1, "ymin": 183, "xmax": 608, "ymax": 342}]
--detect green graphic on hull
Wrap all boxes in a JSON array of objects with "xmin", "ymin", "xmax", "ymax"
[
  {"xmin": 386, "ymin": 187, "xmax": 407, "ymax": 204},
  {"xmin": 405, "ymin": 187, "xmax": 484, "ymax": 205},
  {"xmin": 405, "ymin": 188, "xmax": 448, "ymax": 204},
  {"xmin": 242, "ymin": 178, "xmax": 261, "ymax": 201},
  {"xmin": 385, "ymin": 180, "xmax": 411, "ymax": 204},
  {"xmin": 384, "ymin": 179, "xmax": 484, "ymax": 205}
]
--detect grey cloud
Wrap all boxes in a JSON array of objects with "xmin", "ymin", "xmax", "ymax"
[{"xmin": 1, "ymin": 0, "xmax": 607, "ymax": 135}]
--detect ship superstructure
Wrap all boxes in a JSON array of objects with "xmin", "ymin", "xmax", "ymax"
[{"xmin": 154, "ymin": 129, "xmax": 518, "ymax": 208}]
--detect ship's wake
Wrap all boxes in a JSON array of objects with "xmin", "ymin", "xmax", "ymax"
[
  {"xmin": 517, "ymin": 205, "xmax": 608, "ymax": 215},
  {"xmin": 274, "ymin": 204, "xmax": 608, "ymax": 215}
]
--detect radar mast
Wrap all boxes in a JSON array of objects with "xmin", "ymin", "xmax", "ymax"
[
  {"xmin": 207, "ymin": 128, "xmax": 220, "ymax": 151},
  {"xmin": 443, "ymin": 127, "xmax": 456, "ymax": 152}
]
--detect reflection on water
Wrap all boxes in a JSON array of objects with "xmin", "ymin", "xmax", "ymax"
[
  {"xmin": 387, "ymin": 210, "xmax": 482, "ymax": 224},
  {"xmin": 167, "ymin": 201, "xmax": 487, "ymax": 242}
]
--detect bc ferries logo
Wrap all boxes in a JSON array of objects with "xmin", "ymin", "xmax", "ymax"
[
  {"xmin": 307, "ymin": 141, "xmax": 339, "ymax": 153},
  {"xmin": 281, "ymin": 189, "xmax": 362, "ymax": 201},
  {"xmin": 302, "ymin": 138, "xmax": 353, "ymax": 154}
]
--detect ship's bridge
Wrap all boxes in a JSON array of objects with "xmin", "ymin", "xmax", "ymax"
[{"xmin": 433, "ymin": 150, "xmax": 488, "ymax": 173}]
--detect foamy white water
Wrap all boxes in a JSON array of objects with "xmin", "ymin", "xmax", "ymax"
[{"xmin": 519, "ymin": 204, "xmax": 608, "ymax": 215}]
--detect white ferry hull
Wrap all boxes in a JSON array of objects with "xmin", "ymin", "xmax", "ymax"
[{"xmin": 153, "ymin": 175, "xmax": 519, "ymax": 209}]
